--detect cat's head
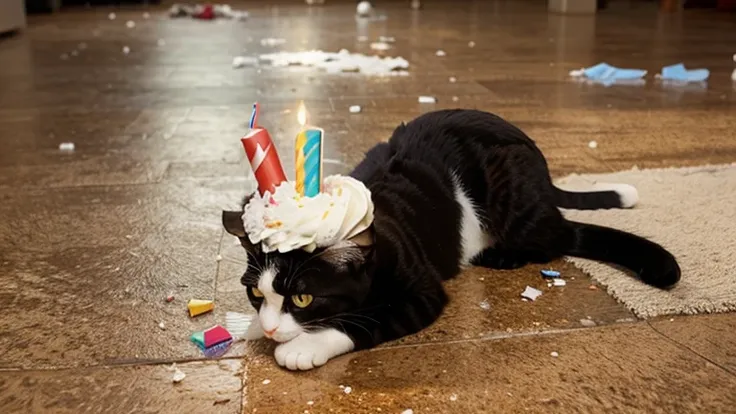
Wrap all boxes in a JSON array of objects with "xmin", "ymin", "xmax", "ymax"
[{"xmin": 222, "ymin": 204, "xmax": 374, "ymax": 343}]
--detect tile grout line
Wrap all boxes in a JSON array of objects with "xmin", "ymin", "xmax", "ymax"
[
  {"xmin": 213, "ymin": 227, "xmax": 226, "ymax": 302},
  {"xmin": 371, "ymin": 323, "xmax": 635, "ymax": 352},
  {"xmin": 645, "ymin": 320, "xmax": 736, "ymax": 378},
  {"xmin": 0, "ymin": 355, "xmax": 247, "ymax": 374}
]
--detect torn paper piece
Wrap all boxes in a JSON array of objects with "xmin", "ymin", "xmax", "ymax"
[
  {"xmin": 349, "ymin": 105, "xmax": 362, "ymax": 113},
  {"xmin": 552, "ymin": 279, "xmax": 566, "ymax": 287},
  {"xmin": 225, "ymin": 311, "xmax": 255, "ymax": 340},
  {"xmin": 59, "ymin": 142, "xmax": 75, "ymax": 151},
  {"xmin": 580, "ymin": 318, "xmax": 597, "ymax": 327},
  {"xmin": 569, "ymin": 62, "xmax": 646, "ymax": 87},
  {"xmin": 418, "ymin": 96, "xmax": 437, "ymax": 103},
  {"xmin": 172, "ymin": 368, "xmax": 186, "ymax": 383},
  {"xmin": 191, "ymin": 325, "xmax": 234, "ymax": 358},
  {"xmin": 259, "ymin": 50, "xmax": 409, "ymax": 76},
  {"xmin": 356, "ymin": 1, "xmax": 373, "ymax": 16},
  {"xmin": 169, "ymin": 3, "xmax": 248, "ymax": 20},
  {"xmin": 479, "ymin": 300, "xmax": 491, "ymax": 310},
  {"xmin": 216, "ymin": 5, "xmax": 248, "ymax": 19},
  {"xmin": 435, "ymin": 50, "xmax": 446, "ymax": 57},
  {"xmin": 260, "ymin": 38, "xmax": 286, "ymax": 47},
  {"xmin": 656, "ymin": 63, "xmax": 709, "ymax": 82},
  {"xmin": 521, "ymin": 286, "xmax": 543, "ymax": 301},
  {"xmin": 370, "ymin": 42, "xmax": 392, "ymax": 51},
  {"xmin": 187, "ymin": 299, "xmax": 214, "ymax": 317},
  {"xmin": 550, "ymin": 351, "xmax": 559, "ymax": 357},
  {"xmin": 232, "ymin": 56, "xmax": 258, "ymax": 68}
]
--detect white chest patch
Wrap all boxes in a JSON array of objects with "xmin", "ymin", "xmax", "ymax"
[{"xmin": 452, "ymin": 176, "xmax": 492, "ymax": 265}]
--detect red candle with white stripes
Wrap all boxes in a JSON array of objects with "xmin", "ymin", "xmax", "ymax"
[{"xmin": 240, "ymin": 103, "xmax": 287, "ymax": 196}]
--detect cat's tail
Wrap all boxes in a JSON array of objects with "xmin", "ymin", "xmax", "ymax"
[
  {"xmin": 554, "ymin": 184, "xmax": 639, "ymax": 210},
  {"xmin": 564, "ymin": 221, "xmax": 680, "ymax": 289}
]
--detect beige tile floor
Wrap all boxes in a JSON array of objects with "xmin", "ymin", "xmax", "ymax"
[{"xmin": 0, "ymin": 1, "xmax": 734, "ymax": 413}]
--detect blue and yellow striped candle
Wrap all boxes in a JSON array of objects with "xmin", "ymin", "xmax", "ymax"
[{"xmin": 295, "ymin": 103, "xmax": 324, "ymax": 197}]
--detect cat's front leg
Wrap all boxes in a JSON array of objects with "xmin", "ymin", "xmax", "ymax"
[{"xmin": 274, "ymin": 328, "xmax": 355, "ymax": 371}]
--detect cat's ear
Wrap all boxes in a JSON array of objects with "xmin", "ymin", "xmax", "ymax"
[
  {"xmin": 322, "ymin": 227, "xmax": 374, "ymax": 269},
  {"xmin": 348, "ymin": 227, "xmax": 374, "ymax": 248},
  {"xmin": 222, "ymin": 210, "xmax": 246, "ymax": 238},
  {"xmin": 222, "ymin": 192, "xmax": 257, "ymax": 238},
  {"xmin": 222, "ymin": 210, "xmax": 259, "ymax": 253}
]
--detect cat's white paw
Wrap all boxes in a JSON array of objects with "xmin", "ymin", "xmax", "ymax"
[{"xmin": 274, "ymin": 328, "xmax": 355, "ymax": 371}]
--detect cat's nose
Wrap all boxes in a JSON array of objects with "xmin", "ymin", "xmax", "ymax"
[{"xmin": 264, "ymin": 327, "xmax": 277, "ymax": 337}]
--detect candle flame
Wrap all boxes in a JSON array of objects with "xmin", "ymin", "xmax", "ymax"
[{"xmin": 297, "ymin": 101, "xmax": 307, "ymax": 127}]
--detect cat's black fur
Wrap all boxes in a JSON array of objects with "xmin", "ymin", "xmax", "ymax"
[{"xmin": 223, "ymin": 109, "xmax": 680, "ymax": 351}]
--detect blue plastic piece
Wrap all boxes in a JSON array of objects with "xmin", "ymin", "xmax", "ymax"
[
  {"xmin": 202, "ymin": 339, "xmax": 233, "ymax": 358},
  {"xmin": 583, "ymin": 62, "xmax": 647, "ymax": 81},
  {"xmin": 573, "ymin": 62, "xmax": 647, "ymax": 86},
  {"xmin": 659, "ymin": 63, "xmax": 709, "ymax": 82},
  {"xmin": 541, "ymin": 269, "xmax": 561, "ymax": 278}
]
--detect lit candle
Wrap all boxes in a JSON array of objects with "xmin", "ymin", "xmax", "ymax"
[
  {"xmin": 294, "ymin": 101, "xmax": 324, "ymax": 197},
  {"xmin": 241, "ymin": 103, "xmax": 288, "ymax": 196}
]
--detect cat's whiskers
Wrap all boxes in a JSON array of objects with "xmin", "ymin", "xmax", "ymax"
[
  {"xmin": 242, "ymin": 273, "xmax": 261, "ymax": 285},
  {"xmin": 327, "ymin": 317, "xmax": 374, "ymax": 339},
  {"xmin": 331, "ymin": 312, "xmax": 381, "ymax": 325},
  {"xmin": 245, "ymin": 250, "xmax": 263, "ymax": 274}
]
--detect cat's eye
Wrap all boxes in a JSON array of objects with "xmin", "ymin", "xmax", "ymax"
[
  {"xmin": 250, "ymin": 287, "xmax": 264, "ymax": 298},
  {"xmin": 291, "ymin": 294, "xmax": 313, "ymax": 308}
]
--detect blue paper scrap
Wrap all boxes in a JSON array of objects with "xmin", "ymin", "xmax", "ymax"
[
  {"xmin": 541, "ymin": 269, "xmax": 561, "ymax": 278},
  {"xmin": 658, "ymin": 63, "xmax": 709, "ymax": 82},
  {"xmin": 570, "ymin": 62, "xmax": 647, "ymax": 86}
]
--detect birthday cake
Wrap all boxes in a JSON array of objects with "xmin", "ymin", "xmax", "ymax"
[
  {"xmin": 243, "ymin": 175, "xmax": 374, "ymax": 253},
  {"xmin": 239, "ymin": 103, "xmax": 373, "ymax": 253}
]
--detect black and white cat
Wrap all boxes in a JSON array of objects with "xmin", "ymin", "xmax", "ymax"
[{"xmin": 222, "ymin": 109, "xmax": 680, "ymax": 371}]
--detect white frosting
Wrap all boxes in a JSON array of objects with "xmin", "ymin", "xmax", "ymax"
[{"xmin": 242, "ymin": 175, "xmax": 374, "ymax": 253}]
